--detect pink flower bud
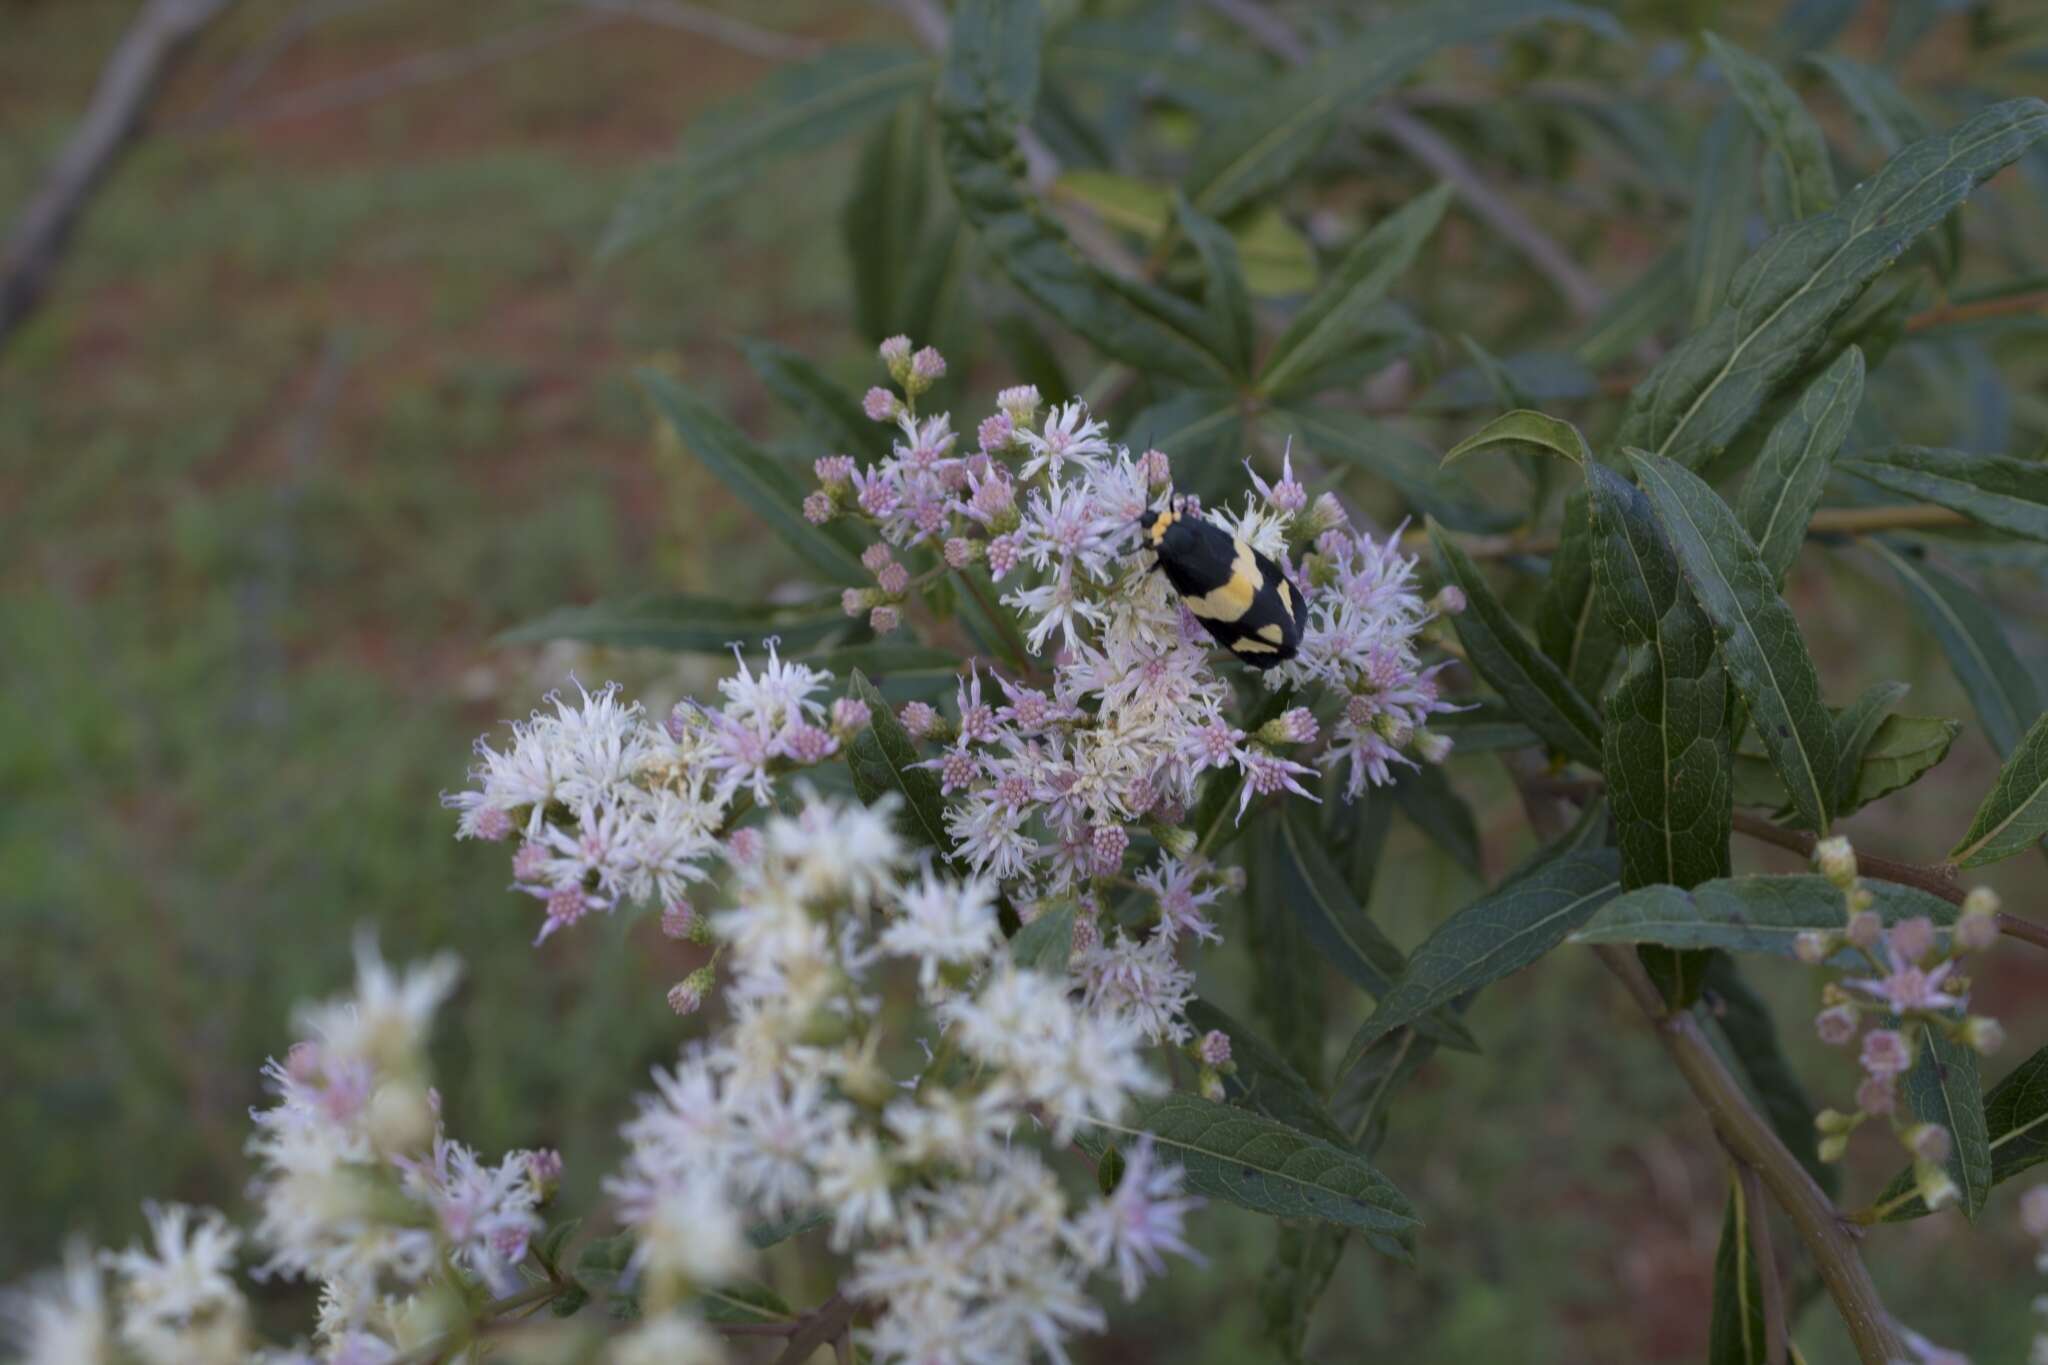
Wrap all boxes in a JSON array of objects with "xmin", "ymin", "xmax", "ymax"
[
  {"xmin": 1888, "ymin": 916, "xmax": 1937, "ymax": 965},
  {"xmin": 511, "ymin": 842, "xmax": 548, "ymax": 883},
  {"xmin": 863, "ymin": 386, "xmax": 900, "ymax": 422},
  {"xmin": 667, "ymin": 977, "xmax": 705, "ymax": 1016},
  {"xmin": 899, "ymin": 702, "xmax": 938, "ymax": 738},
  {"xmin": 862, "ymin": 542, "xmax": 895, "ymax": 573},
  {"xmin": 1139, "ymin": 447, "xmax": 1172, "ymax": 487},
  {"xmin": 660, "ymin": 901, "xmax": 695, "ymax": 939},
  {"xmin": 779, "ymin": 722, "xmax": 836, "ymax": 764},
  {"xmin": 1859, "ymin": 1028, "xmax": 1911, "ymax": 1078},
  {"xmin": 1071, "ymin": 915, "xmax": 1101, "ymax": 955},
  {"xmin": 527, "ymin": 1148, "xmax": 564, "ymax": 1185},
  {"xmin": 815, "ymin": 454, "xmax": 856, "ymax": 485},
  {"xmin": 1091, "ymin": 824, "xmax": 1130, "ymax": 874},
  {"xmin": 1793, "ymin": 930, "xmax": 1834, "ymax": 965},
  {"xmin": 726, "ymin": 827, "xmax": 762, "ymax": 865},
  {"xmin": 472, "ymin": 806, "xmax": 512, "ymax": 842},
  {"xmin": 1814, "ymin": 1004, "xmax": 1859, "ymax": 1046},
  {"xmin": 978, "ymin": 412, "xmax": 1014, "ymax": 453},
  {"xmin": 910, "ymin": 346, "xmax": 946, "ymax": 383},
  {"xmin": 986, "ymin": 534, "xmax": 1021, "ymax": 579},
  {"xmin": 832, "ymin": 697, "xmax": 871, "ymax": 732},
  {"xmin": 803, "ymin": 491, "xmax": 834, "ymax": 524},
  {"xmin": 2018, "ymin": 1183, "xmax": 2048, "ymax": 1240},
  {"xmin": 944, "ymin": 536, "xmax": 978, "ymax": 568},
  {"xmin": 843, "ymin": 587, "xmax": 870, "ymax": 617},
  {"xmin": 1846, "ymin": 909, "xmax": 1884, "ymax": 948},
  {"xmin": 997, "ymin": 384, "xmax": 1041, "ymax": 423},
  {"xmin": 878, "ymin": 562, "xmax": 910, "ymax": 596},
  {"xmin": 1855, "ymin": 1075, "xmax": 1896, "ymax": 1116},
  {"xmin": 1199, "ymin": 1030, "xmax": 1231, "ymax": 1067},
  {"xmin": 878, "ymin": 335, "xmax": 913, "ymax": 368},
  {"xmin": 869, "ymin": 605, "xmax": 901, "ymax": 633},
  {"xmin": 1430, "ymin": 585, "xmax": 1467, "ymax": 616},
  {"xmin": 1906, "ymin": 1122, "xmax": 1952, "ymax": 1165}
]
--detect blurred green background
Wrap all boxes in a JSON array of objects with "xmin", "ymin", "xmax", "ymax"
[{"xmin": 3, "ymin": 1, "xmax": 2045, "ymax": 1361}]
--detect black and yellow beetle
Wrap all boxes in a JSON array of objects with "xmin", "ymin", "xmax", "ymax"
[{"xmin": 1138, "ymin": 501, "xmax": 1305, "ymax": 668}]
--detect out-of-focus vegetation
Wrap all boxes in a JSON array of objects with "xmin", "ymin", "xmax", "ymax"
[{"xmin": 4, "ymin": 2, "xmax": 2047, "ymax": 1361}]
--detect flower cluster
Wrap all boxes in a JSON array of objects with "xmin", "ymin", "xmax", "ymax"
[
  {"xmin": 444, "ymin": 651, "xmax": 867, "ymax": 950},
  {"xmin": 1796, "ymin": 839, "xmax": 2005, "ymax": 1210},
  {"xmin": 605, "ymin": 789, "xmax": 1202, "ymax": 1363},
  {"xmin": 0, "ymin": 941, "xmax": 563, "ymax": 1365}
]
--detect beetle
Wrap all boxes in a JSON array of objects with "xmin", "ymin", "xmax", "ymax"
[{"xmin": 1137, "ymin": 501, "xmax": 1305, "ymax": 668}]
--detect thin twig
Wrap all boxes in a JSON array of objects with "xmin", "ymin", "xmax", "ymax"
[
  {"xmin": 1200, "ymin": 0, "xmax": 1607, "ymax": 320},
  {"xmin": 177, "ymin": 0, "xmax": 396, "ymax": 131},
  {"xmin": 1730, "ymin": 1155, "xmax": 1790, "ymax": 1365},
  {"xmin": 0, "ymin": 0, "xmax": 236, "ymax": 352},
  {"xmin": 583, "ymin": 0, "xmax": 823, "ymax": 62},
  {"xmin": 773, "ymin": 1291, "xmax": 859, "ymax": 1365},
  {"xmin": 1904, "ymin": 289, "xmax": 2048, "ymax": 333},
  {"xmin": 212, "ymin": 9, "xmax": 620, "ymax": 128}
]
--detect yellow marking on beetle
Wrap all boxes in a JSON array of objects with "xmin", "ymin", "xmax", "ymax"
[
  {"xmin": 1230, "ymin": 637, "xmax": 1280, "ymax": 654},
  {"xmin": 1182, "ymin": 540, "xmax": 1260, "ymax": 622},
  {"xmin": 1256, "ymin": 623, "xmax": 1285, "ymax": 644},
  {"xmin": 1277, "ymin": 578, "xmax": 1295, "ymax": 617},
  {"xmin": 1145, "ymin": 508, "xmax": 1177, "ymax": 547}
]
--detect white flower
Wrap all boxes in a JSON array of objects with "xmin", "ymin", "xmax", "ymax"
[
  {"xmin": 613, "ymin": 1171, "xmax": 753, "ymax": 1290},
  {"xmin": 879, "ymin": 867, "xmax": 1003, "ymax": 994},
  {"xmin": 2, "ymin": 1242, "xmax": 111, "ymax": 1365},
  {"xmin": 101, "ymin": 1204, "xmax": 247, "ymax": 1365},
  {"xmin": 1068, "ymin": 1135, "xmax": 1202, "ymax": 1301},
  {"xmin": 607, "ymin": 1312, "xmax": 727, "ymax": 1365},
  {"xmin": 815, "ymin": 1130, "xmax": 898, "ymax": 1249},
  {"xmin": 294, "ymin": 934, "xmax": 459, "ymax": 1077},
  {"xmin": 1075, "ymin": 931, "xmax": 1197, "ymax": 1045}
]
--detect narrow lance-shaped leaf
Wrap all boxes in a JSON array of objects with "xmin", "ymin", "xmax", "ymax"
[
  {"xmin": 1184, "ymin": 0, "xmax": 1615, "ymax": 219},
  {"xmin": 1898, "ymin": 1021, "xmax": 1992, "ymax": 1220},
  {"xmin": 1342, "ymin": 848, "xmax": 1620, "ymax": 1067},
  {"xmin": 1621, "ymin": 98, "xmax": 2048, "ymax": 469},
  {"xmin": 1879, "ymin": 1042, "xmax": 2048, "ymax": 1221},
  {"xmin": 1587, "ymin": 461, "xmax": 1733, "ymax": 891},
  {"xmin": 1172, "ymin": 193, "xmax": 1255, "ymax": 377},
  {"xmin": 639, "ymin": 371, "xmax": 869, "ymax": 584},
  {"xmin": 741, "ymin": 338, "xmax": 892, "ymax": 464},
  {"xmin": 1258, "ymin": 185, "xmax": 1453, "ymax": 399},
  {"xmin": 1276, "ymin": 805, "xmax": 1477, "ymax": 1052},
  {"xmin": 1707, "ymin": 1178, "xmax": 1770, "ymax": 1365},
  {"xmin": 937, "ymin": 0, "xmax": 1232, "ymax": 386},
  {"xmin": 1073, "ymin": 1094, "xmax": 1418, "ymax": 1237},
  {"xmin": 603, "ymin": 46, "xmax": 932, "ymax": 257},
  {"xmin": 1442, "ymin": 408, "xmax": 1591, "ymax": 468},
  {"xmin": 1736, "ymin": 345, "xmax": 1865, "ymax": 586},
  {"xmin": 1736, "ymin": 712, "xmax": 1960, "ymax": 816},
  {"xmin": 1261, "ymin": 1224, "xmax": 1350, "ymax": 1365},
  {"xmin": 1829, "ymin": 680, "xmax": 1909, "ymax": 817},
  {"xmin": 1537, "ymin": 492, "xmax": 1622, "ymax": 701},
  {"xmin": 1429, "ymin": 522, "xmax": 1605, "ymax": 770},
  {"xmin": 1683, "ymin": 107, "xmax": 1756, "ymax": 331},
  {"xmin": 1705, "ymin": 32, "xmax": 1837, "ymax": 222},
  {"xmin": 1574, "ymin": 875, "xmax": 1955, "ymax": 958},
  {"xmin": 843, "ymin": 100, "xmax": 929, "ymax": 346},
  {"xmin": 1630, "ymin": 449, "xmax": 1839, "ymax": 833},
  {"xmin": 1867, "ymin": 539, "xmax": 2041, "ymax": 757},
  {"xmin": 1387, "ymin": 762, "xmax": 1481, "ymax": 874},
  {"xmin": 844, "ymin": 671, "xmax": 952, "ymax": 855},
  {"xmin": 1951, "ymin": 712, "xmax": 2048, "ymax": 867},
  {"xmin": 1840, "ymin": 447, "xmax": 2048, "ymax": 546}
]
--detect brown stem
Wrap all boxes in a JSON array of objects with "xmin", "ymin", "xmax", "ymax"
[
  {"xmin": 773, "ymin": 1291, "xmax": 859, "ymax": 1365},
  {"xmin": 1904, "ymin": 289, "xmax": 2048, "ymax": 332},
  {"xmin": 1594, "ymin": 944, "xmax": 1905, "ymax": 1363}
]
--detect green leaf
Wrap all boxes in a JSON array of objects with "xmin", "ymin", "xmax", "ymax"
[
  {"xmin": 1245, "ymin": 819, "xmax": 1331, "ymax": 1087},
  {"xmin": 1075, "ymin": 1094, "xmax": 1418, "ymax": 1235},
  {"xmin": 1630, "ymin": 449, "xmax": 1839, "ymax": 832},
  {"xmin": 700, "ymin": 1282, "xmax": 795, "ymax": 1325},
  {"xmin": 1258, "ymin": 184, "xmax": 1453, "ymax": 398},
  {"xmin": 603, "ymin": 46, "xmax": 932, "ymax": 257},
  {"xmin": 639, "ymin": 370, "xmax": 868, "ymax": 584},
  {"xmin": 1536, "ymin": 492, "xmax": 1623, "ymax": 702},
  {"xmin": 1867, "ymin": 539, "xmax": 2041, "ymax": 757},
  {"xmin": 1829, "ymin": 680, "xmax": 1909, "ymax": 816},
  {"xmin": 1281, "ymin": 408, "xmax": 1516, "ymax": 533},
  {"xmin": 1173, "ymin": 195, "xmax": 1256, "ymax": 376},
  {"xmin": 1009, "ymin": 901, "xmax": 1076, "ymax": 972},
  {"xmin": 1234, "ymin": 204, "xmax": 1319, "ymax": 297},
  {"xmin": 1572, "ymin": 875, "xmax": 1954, "ymax": 957},
  {"xmin": 1124, "ymin": 389, "xmax": 1245, "ymax": 493},
  {"xmin": 1880, "ymin": 1042, "xmax": 2048, "ymax": 1221},
  {"xmin": 498, "ymin": 593, "xmax": 846, "ymax": 653},
  {"xmin": 1430, "ymin": 522, "xmax": 1605, "ymax": 770},
  {"xmin": 1184, "ymin": 0, "xmax": 1615, "ymax": 219},
  {"xmin": 1620, "ymin": 98, "xmax": 2048, "ymax": 469},
  {"xmin": 937, "ymin": 1, "xmax": 1231, "ymax": 385},
  {"xmin": 1841, "ymin": 447, "xmax": 2048, "ymax": 545},
  {"xmin": 1683, "ymin": 108, "xmax": 1757, "ymax": 331},
  {"xmin": 844, "ymin": 670, "xmax": 951, "ymax": 854},
  {"xmin": 803, "ymin": 644, "xmax": 961, "ymax": 702},
  {"xmin": 1899, "ymin": 1021, "xmax": 1992, "ymax": 1220},
  {"xmin": 1736, "ymin": 346, "xmax": 1864, "ymax": 586},
  {"xmin": 1951, "ymin": 711, "xmax": 2048, "ymax": 867},
  {"xmin": 741, "ymin": 338, "xmax": 891, "ymax": 464},
  {"xmin": 1732, "ymin": 709, "xmax": 1959, "ymax": 815},
  {"xmin": 1443, "ymin": 408, "xmax": 1591, "ymax": 468},
  {"xmin": 1343, "ymin": 848, "xmax": 1620, "ymax": 1066},
  {"xmin": 1806, "ymin": 53, "xmax": 1929, "ymax": 156},
  {"xmin": 1705, "ymin": 32, "xmax": 1837, "ymax": 222},
  {"xmin": 843, "ymin": 100, "xmax": 930, "ymax": 345},
  {"xmin": 1275, "ymin": 804, "xmax": 1477, "ymax": 1052},
  {"xmin": 1704, "ymin": 954, "xmax": 1834, "ymax": 1194},
  {"xmin": 1261, "ymin": 1223, "xmax": 1350, "ymax": 1364},
  {"xmin": 746, "ymin": 1209, "xmax": 827, "ymax": 1249},
  {"xmin": 1707, "ymin": 1179, "xmax": 1770, "ymax": 1365},
  {"xmin": 1387, "ymin": 761, "xmax": 1482, "ymax": 873},
  {"xmin": 1587, "ymin": 461, "xmax": 1733, "ymax": 891},
  {"xmin": 1185, "ymin": 999, "xmax": 1350, "ymax": 1148}
]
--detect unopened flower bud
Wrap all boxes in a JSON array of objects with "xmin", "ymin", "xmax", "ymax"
[
  {"xmin": 944, "ymin": 536, "xmax": 979, "ymax": 568},
  {"xmin": 1430, "ymin": 585, "xmax": 1468, "ymax": 616},
  {"xmin": 1962, "ymin": 885, "xmax": 2001, "ymax": 919},
  {"xmin": 2019, "ymin": 1184, "xmax": 2048, "ymax": 1239},
  {"xmin": 1846, "ymin": 909, "xmax": 1884, "ymax": 948},
  {"xmin": 1415, "ymin": 730, "xmax": 1454, "ymax": 764},
  {"xmin": 1855, "ymin": 1075, "xmax": 1896, "ymax": 1116},
  {"xmin": 1259, "ymin": 708, "xmax": 1319, "ymax": 746},
  {"xmin": 1859, "ymin": 1028, "xmax": 1911, "ymax": 1077},
  {"xmin": 1793, "ymin": 930, "xmax": 1835, "ymax": 965},
  {"xmin": 997, "ymin": 384, "xmax": 1040, "ymax": 424},
  {"xmin": 1199, "ymin": 1070, "xmax": 1226, "ymax": 1102},
  {"xmin": 1905, "ymin": 1122, "xmax": 1953, "ymax": 1165},
  {"xmin": 1151, "ymin": 824, "xmax": 1197, "ymax": 859},
  {"xmin": 1198, "ymin": 1030, "xmax": 1232, "ymax": 1067},
  {"xmin": 366, "ymin": 1078, "xmax": 435, "ymax": 1156},
  {"xmin": 527, "ymin": 1148, "xmax": 564, "ymax": 1194},
  {"xmin": 1138, "ymin": 447, "xmax": 1171, "ymax": 488},
  {"xmin": 877, "ymin": 562, "xmax": 910, "ymax": 596},
  {"xmin": 726, "ymin": 827, "xmax": 762, "ymax": 865},
  {"xmin": 906, "ymin": 346, "xmax": 946, "ymax": 394},
  {"xmin": 802, "ymin": 491, "xmax": 834, "ymax": 524},
  {"xmin": 1305, "ymin": 491, "xmax": 1346, "ymax": 537},
  {"xmin": 1070, "ymin": 915, "xmax": 1101, "ymax": 955},
  {"xmin": 1961, "ymin": 1015, "xmax": 2006, "ymax": 1055},
  {"xmin": 511, "ymin": 841, "xmax": 548, "ymax": 883},
  {"xmin": 842, "ymin": 587, "xmax": 872, "ymax": 618},
  {"xmin": 861, "ymin": 542, "xmax": 895, "ymax": 573},
  {"xmin": 1815, "ymin": 1107, "xmax": 1855, "ymax": 1135},
  {"xmin": 1812, "ymin": 835, "xmax": 1857, "ymax": 889},
  {"xmin": 1888, "ymin": 915, "xmax": 1937, "ymax": 965},
  {"xmin": 869, "ymin": 605, "xmax": 901, "ymax": 634},
  {"xmin": 899, "ymin": 701, "xmax": 938, "ymax": 738},
  {"xmin": 863, "ymin": 386, "xmax": 901, "ymax": 422},
  {"xmin": 1956, "ymin": 888, "xmax": 2001, "ymax": 952},
  {"xmin": 1372, "ymin": 712, "xmax": 1413, "ymax": 747},
  {"xmin": 1914, "ymin": 1158, "xmax": 1960, "ymax": 1211},
  {"xmin": 816, "ymin": 454, "xmax": 855, "ymax": 486},
  {"xmin": 1814, "ymin": 1004, "xmax": 1859, "ymax": 1046},
  {"xmin": 878, "ymin": 334, "xmax": 913, "ymax": 376},
  {"xmin": 832, "ymin": 697, "xmax": 872, "ymax": 734},
  {"xmin": 667, "ymin": 967, "xmax": 715, "ymax": 1016},
  {"xmin": 1818, "ymin": 1132, "xmax": 1851, "ymax": 1163},
  {"xmin": 1846, "ymin": 885, "xmax": 1874, "ymax": 913},
  {"xmin": 1090, "ymin": 824, "xmax": 1130, "ymax": 875},
  {"xmin": 660, "ymin": 901, "xmax": 695, "ymax": 940}
]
